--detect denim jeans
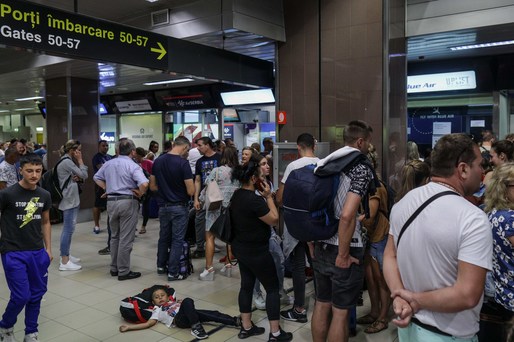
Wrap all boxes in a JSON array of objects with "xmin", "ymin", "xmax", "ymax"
[
  {"xmin": 157, "ymin": 205, "xmax": 189, "ymax": 275},
  {"xmin": 60, "ymin": 206, "xmax": 79, "ymax": 257}
]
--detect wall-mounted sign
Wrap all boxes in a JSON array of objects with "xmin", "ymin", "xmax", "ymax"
[
  {"xmin": 407, "ymin": 71, "xmax": 476, "ymax": 93},
  {"xmin": 154, "ymin": 90, "xmax": 215, "ymax": 110},
  {"xmin": 277, "ymin": 110, "xmax": 287, "ymax": 124},
  {"xmin": 99, "ymin": 131, "xmax": 115, "ymax": 142},
  {"xmin": 115, "ymin": 99, "xmax": 152, "ymax": 113},
  {"xmin": 0, "ymin": 0, "xmax": 273, "ymax": 87}
]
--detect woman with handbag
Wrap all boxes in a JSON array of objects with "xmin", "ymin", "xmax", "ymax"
[
  {"xmin": 230, "ymin": 157, "xmax": 293, "ymax": 342},
  {"xmin": 198, "ymin": 146, "xmax": 240, "ymax": 281}
]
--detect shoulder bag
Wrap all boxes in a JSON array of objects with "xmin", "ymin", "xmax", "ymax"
[
  {"xmin": 396, "ymin": 190, "xmax": 459, "ymax": 247},
  {"xmin": 204, "ymin": 168, "xmax": 223, "ymax": 210},
  {"xmin": 210, "ymin": 200, "xmax": 233, "ymax": 244}
]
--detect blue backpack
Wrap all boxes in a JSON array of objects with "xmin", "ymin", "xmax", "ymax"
[
  {"xmin": 282, "ymin": 164, "xmax": 340, "ymax": 241},
  {"xmin": 282, "ymin": 151, "xmax": 369, "ymax": 241}
]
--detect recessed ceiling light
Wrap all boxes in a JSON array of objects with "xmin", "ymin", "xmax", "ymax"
[
  {"xmin": 0, "ymin": 110, "xmax": 9, "ymax": 113},
  {"xmin": 146, "ymin": 0, "xmax": 159, "ymax": 2},
  {"xmin": 14, "ymin": 96, "xmax": 44, "ymax": 101},
  {"xmin": 450, "ymin": 40, "xmax": 514, "ymax": 51},
  {"xmin": 15, "ymin": 108, "xmax": 37, "ymax": 111},
  {"xmin": 143, "ymin": 78, "xmax": 194, "ymax": 86}
]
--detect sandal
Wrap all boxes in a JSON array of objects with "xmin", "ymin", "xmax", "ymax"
[
  {"xmin": 139, "ymin": 227, "xmax": 146, "ymax": 234},
  {"xmin": 356, "ymin": 313, "xmax": 377, "ymax": 325},
  {"xmin": 364, "ymin": 319, "xmax": 388, "ymax": 334}
]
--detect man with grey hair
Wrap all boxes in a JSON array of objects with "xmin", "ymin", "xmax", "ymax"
[
  {"xmin": 94, "ymin": 139, "xmax": 148, "ymax": 281},
  {"xmin": 0, "ymin": 147, "xmax": 20, "ymax": 189}
]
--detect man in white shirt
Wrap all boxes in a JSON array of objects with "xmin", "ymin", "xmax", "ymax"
[
  {"xmin": 276, "ymin": 133, "xmax": 319, "ymax": 324},
  {"xmin": 384, "ymin": 133, "xmax": 492, "ymax": 341}
]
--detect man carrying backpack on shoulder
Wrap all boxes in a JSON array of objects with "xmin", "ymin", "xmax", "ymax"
[
  {"xmin": 276, "ymin": 133, "xmax": 319, "ymax": 324},
  {"xmin": 310, "ymin": 120, "xmax": 377, "ymax": 342}
]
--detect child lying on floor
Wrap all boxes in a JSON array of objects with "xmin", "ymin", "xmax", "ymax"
[{"xmin": 119, "ymin": 288, "xmax": 240, "ymax": 339}]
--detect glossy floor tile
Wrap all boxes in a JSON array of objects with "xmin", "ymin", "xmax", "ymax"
[{"xmin": 0, "ymin": 215, "xmax": 398, "ymax": 341}]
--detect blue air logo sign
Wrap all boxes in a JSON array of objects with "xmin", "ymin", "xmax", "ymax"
[
  {"xmin": 407, "ymin": 71, "xmax": 476, "ymax": 93},
  {"xmin": 100, "ymin": 132, "xmax": 115, "ymax": 142}
]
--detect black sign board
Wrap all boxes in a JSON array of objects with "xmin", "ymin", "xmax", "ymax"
[
  {"xmin": 0, "ymin": 0, "xmax": 274, "ymax": 87},
  {"xmin": 154, "ymin": 89, "xmax": 216, "ymax": 110},
  {"xmin": 0, "ymin": 0, "xmax": 168, "ymax": 69}
]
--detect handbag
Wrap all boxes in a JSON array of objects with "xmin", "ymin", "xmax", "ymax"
[
  {"xmin": 204, "ymin": 168, "xmax": 223, "ymax": 210},
  {"xmin": 210, "ymin": 202, "xmax": 232, "ymax": 244}
]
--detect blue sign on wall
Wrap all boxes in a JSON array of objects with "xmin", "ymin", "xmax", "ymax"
[
  {"xmin": 223, "ymin": 125, "xmax": 234, "ymax": 140},
  {"xmin": 100, "ymin": 131, "xmax": 116, "ymax": 142}
]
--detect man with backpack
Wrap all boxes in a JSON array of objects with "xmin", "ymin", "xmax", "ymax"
[
  {"xmin": 310, "ymin": 120, "xmax": 376, "ymax": 342},
  {"xmin": 276, "ymin": 133, "xmax": 319, "ymax": 324}
]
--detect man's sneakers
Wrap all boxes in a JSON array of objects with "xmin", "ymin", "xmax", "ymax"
[
  {"xmin": 98, "ymin": 247, "xmax": 110, "ymax": 255},
  {"xmin": 190, "ymin": 322, "xmax": 208, "ymax": 340},
  {"xmin": 93, "ymin": 226, "xmax": 100, "ymax": 234},
  {"xmin": 168, "ymin": 273, "xmax": 187, "ymax": 281},
  {"xmin": 23, "ymin": 333, "xmax": 39, "ymax": 342},
  {"xmin": 253, "ymin": 291, "xmax": 266, "ymax": 310},
  {"xmin": 59, "ymin": 260, "xmax": 82, "ymax": 271},
  {"xmin": 238, "ymin": 322, "xmax": 265, "ymax": 339},
  {"xmin": 279, "ymin": 289, "xmax": 294, "ymax": 305},
  {"xmin": 0, "ymin": 327, "xmax": 16, "ymax": 342},
  {"xmin": 280, "ymin": 307, "xmax": 308, "ymax": 323},
  {"xmin": 268, "ymin": 328, "xmax": 293, "ymax": 342}
]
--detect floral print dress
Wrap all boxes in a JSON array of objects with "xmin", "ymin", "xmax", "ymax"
[{"xmin": 488, "ymin": 208, "xmax": 514, "ymax": 312}]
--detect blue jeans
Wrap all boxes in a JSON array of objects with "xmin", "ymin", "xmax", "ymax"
[
  {"xmin": 0, "ymin": 249, "xmax": 50, "ymax": 334},
  {"xmin": 60, "ymin": 206, "xmax": 79, "ymax": 257},
  {"xmin": 370, "ymin": 236, "xmax": 388, "ymax": 271},
  {"xmin": 157, "ymin": 205, "xmax": 189, "ymax": 275}
]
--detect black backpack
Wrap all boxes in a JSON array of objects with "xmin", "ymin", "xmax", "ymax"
[
  {"xmin": 40, "ymin": 157, "xmax": 71, "ymax": 203},
  {"xmin": 120, "ymin": 285, "xmax": 176, "ymax": 323}
]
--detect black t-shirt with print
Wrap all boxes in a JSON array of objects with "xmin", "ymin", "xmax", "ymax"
[
  {"xmin": 0, "ymin": 183, "xmax": 52, "ymax": 253},
  {"xmin": 230, "ymin": 189, "xmax": 271, "ymax": 245},
  {"xmin": 195, "ymin": 154, "xmax": 221, "ymax": 190}
]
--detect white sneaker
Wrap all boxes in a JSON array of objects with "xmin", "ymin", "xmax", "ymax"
[
  {"xmin": 69, "ymin": 255, "xmax": 81, "ymax": 263},
  {"xmin": 198, "ymin": 267, "xmax": 214, "ymax": 281},
  {"xmin": 0, "ymin": 327, "xmax": 16, "ymax": 342},
  {"xmin": 253, "ymin": 292, "xmax": 266, "ymax": 310},
  {"xmin": 59, "ymin": 261, "xmax": 82, "ymax": 271},
  {"xmin": 280, "ymin": 289, "xmax": 294, "ymax": 305},
  {"xmin": 24, "ymin": 333, "xmax": 38, "ymax": 342}
]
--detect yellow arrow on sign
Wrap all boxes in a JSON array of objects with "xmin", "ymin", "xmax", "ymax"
[{"xmin": 151, "ymin": 42, "xmax": 167, "ymax": 60}]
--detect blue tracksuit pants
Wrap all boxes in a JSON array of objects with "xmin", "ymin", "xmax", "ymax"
[{"xmin": 0, "ymin": 249, "xmax": 50, "ymax": 334}]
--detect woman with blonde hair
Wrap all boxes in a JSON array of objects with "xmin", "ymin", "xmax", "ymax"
[
  {"xmin": 481, "ymin": 162, "xmax": 514, "ymax": 339},
  {"xmin": 395, "ymin": 159, "xmax": 431, "ymax": 202},
  {"xmin": 484, "ymin": 163, "xmax": 514, "ymax": 307}
]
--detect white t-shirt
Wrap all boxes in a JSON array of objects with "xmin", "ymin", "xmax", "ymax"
[
  {"xmin": 149, "ymin": 301, "xmax": 181, "ymax": 328},
  {"xmin": 390, "ymin": 182, "xmax": 492, "ymax": 338},
  {"xmin": 281, "ymin": 156, "xmax": 319, "ymax": 256}
]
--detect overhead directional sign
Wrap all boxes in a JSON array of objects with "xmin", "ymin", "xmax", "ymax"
[
  {"xmin": 0, "ymin": 0, "xmax": 274, "ymax": 87},
  {"xmin": 0, "ymin": 0, "xmax": 168, "ymax": 69}
]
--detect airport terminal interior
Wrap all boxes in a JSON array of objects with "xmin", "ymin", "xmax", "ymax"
[{"xmin": 1, "ymin": 0, "xmax": 514, "ymax": 341}]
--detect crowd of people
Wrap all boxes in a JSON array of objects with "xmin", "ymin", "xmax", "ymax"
[{"xmin": 2, "ymin": 125, "xmax": 514, "ymax": 341}]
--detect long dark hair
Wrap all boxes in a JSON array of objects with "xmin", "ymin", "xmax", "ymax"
[
  {"xmin": 221, "ymin": 146, "xmax": 239, "ymax": 168},
  {"xmin": 232, "ymin": 156, "xmax": 261, "ymax": 185}
]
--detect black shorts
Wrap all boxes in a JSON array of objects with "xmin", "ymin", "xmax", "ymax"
[
  {"xmin": 312, "ymin": 243, "xmax": 365, "ymax": 309},
  {"xmin": 94, "ymin": 186, "xmax": 107, "ymax": 208}
]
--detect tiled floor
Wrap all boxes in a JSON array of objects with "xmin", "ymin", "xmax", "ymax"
[{"xmin": 0, "ymin": 215, "xmax": 399, "ymax": 341}]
